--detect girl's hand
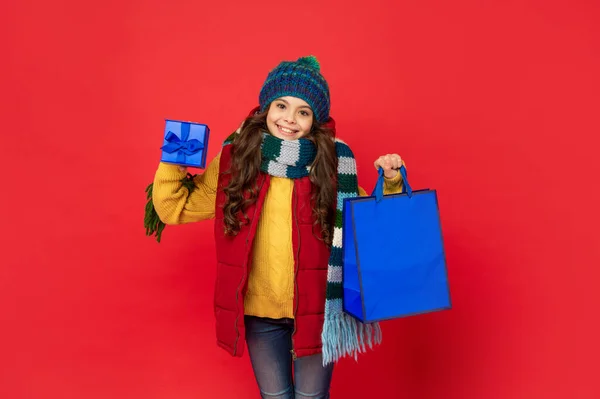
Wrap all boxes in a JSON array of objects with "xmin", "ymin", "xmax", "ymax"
[
  {"xmin": 374, "ymin": 154, "xmax": 403, "ymax": 179},
  {"xmin": 178, "ymin": 166, "xmax": 187, "ymax": 173}
]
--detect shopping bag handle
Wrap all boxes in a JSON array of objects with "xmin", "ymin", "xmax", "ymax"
[{"xmin": 372, "ymin": 165, "xmax": 413, "ymax": 202}]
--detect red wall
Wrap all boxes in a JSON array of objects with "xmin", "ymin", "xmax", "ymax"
[{"xmin": 2, "ymin": 1, "xmax": 598, "ymax": 398}]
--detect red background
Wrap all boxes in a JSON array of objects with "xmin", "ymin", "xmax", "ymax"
[{"xmin": 1, "ymin": 0, "xmax": 599, "ymax": 398}]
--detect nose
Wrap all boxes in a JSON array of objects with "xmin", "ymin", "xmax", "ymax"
[{"xmin": 284, "ymin": 110, "xmax": 296, "ymax": 124}]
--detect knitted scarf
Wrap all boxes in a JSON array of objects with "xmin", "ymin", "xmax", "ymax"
[{"xmin": 144, "ymin": 132, "xmax": 382, "ymax": 365}]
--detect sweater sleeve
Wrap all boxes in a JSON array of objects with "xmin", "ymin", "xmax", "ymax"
[{"xmin": 151, "ymin": 151, "xmax": 221, "ymax": 225}]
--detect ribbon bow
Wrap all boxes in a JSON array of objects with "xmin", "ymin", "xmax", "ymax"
[{"xmin": 161, "ymin": 122, "xmax": 204, "ymax": 163}]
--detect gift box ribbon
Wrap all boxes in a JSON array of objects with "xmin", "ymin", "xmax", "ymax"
[{"xmin": 161, "ymin": 122, "xmax": 204, "ymax": 163}]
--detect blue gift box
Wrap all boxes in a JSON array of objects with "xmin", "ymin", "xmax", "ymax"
[
  {"xmin": 160, "ymin": 119, "xmax": 210, "ymax": 168},
  {"xmin": 342, "ymin": 166, "xmax": 452, "ymax": 323}
]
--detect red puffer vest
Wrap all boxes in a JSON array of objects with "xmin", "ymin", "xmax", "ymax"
[{"xmin": 212, "ymin": 143, "xmax": 331, "ymax": 359}]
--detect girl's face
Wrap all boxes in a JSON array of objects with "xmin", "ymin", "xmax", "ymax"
[{"xmin": 266, "ymin": 96, "xmax": 314, "ymax": 140}]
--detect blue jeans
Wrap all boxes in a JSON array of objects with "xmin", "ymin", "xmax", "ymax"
[{"xmin": 245, "ymin": 316, "xmax": 334, "ymax": 399}]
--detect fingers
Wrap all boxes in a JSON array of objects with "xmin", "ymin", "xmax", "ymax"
[{"xmin": 374, "ymin": 154, "xmax": 403, "ymax": 171}]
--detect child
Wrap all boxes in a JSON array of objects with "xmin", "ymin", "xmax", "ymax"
[{"xmin": 149, "ymin": 56, "xmax": 405, "ymax": 399}]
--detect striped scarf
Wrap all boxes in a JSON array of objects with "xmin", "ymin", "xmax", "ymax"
[{"xmin": 229, "ymin": 132, "xmax": 382, "ymax": 365}]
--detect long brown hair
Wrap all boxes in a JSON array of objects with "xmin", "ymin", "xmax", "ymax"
[{"xmin": 222, "ymin": 109, "xmax": 338, "ymax": 246}]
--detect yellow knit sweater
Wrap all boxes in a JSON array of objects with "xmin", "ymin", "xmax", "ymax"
[{"xmin": 152, "ymin": 152, "xmax": 405, "ymax": 319}]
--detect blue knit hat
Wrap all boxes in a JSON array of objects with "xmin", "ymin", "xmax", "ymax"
[{"xmin": 259, "ymin": 55, "xmax": 330, "ymax": 123}]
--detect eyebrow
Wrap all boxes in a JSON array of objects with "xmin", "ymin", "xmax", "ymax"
[{"xmin": 275, "ymin": 98, "xmax": 312, "ymax": 110}]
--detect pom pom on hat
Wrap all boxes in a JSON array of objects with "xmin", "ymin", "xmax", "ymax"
[{"xmin": 296, "ymin": 55, "xmax": 320, "ymax": 71}]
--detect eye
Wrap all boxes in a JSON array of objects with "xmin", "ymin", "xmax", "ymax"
[
  {"xmin": 277, "ymin": 103, "xmax": 286, "ymax": 109},
  {"xmin": 299, "ymin": 110, "xmax": 311, "ymax": 117}
]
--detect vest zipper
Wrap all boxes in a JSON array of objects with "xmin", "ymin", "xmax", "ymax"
[
  {"xmin": 290, "ymin": 183, "xmax": 300, "ymax": 361},
  {"xmin": 233, "ymin": 177, "xmax": 265, "ymax": 356}
]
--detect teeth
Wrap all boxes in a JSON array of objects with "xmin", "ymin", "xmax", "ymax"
[{"xmin": 279, "ymin": 125, "xmax": 295, "ymax": 134}]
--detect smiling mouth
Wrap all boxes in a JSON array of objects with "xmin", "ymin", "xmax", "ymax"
[{"xmin": 277, "ymin": 124, "xmax": 299, "ymax": 135}]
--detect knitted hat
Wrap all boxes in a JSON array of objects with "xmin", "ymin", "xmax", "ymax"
[{"xmin": 259, "ymin": 55, "xmax": 330, "ymax": 123}]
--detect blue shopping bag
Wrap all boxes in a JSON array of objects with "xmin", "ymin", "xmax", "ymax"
[{"xmin": 342, "ymin": 166, "xmax": 451, "ymax": 323}]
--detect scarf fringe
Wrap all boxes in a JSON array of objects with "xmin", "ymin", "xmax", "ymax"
[
  {"xmin": 321, "ymin": 313, "xmax": 382, "ymax": 366},
  {"xmin": 144, "ymin": 173, "xmax": 198, "ymax": 243}
]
